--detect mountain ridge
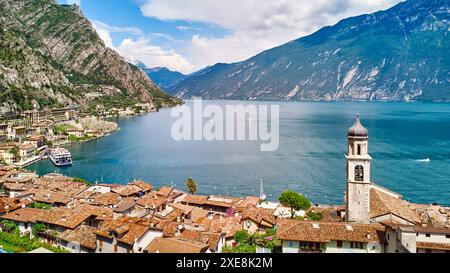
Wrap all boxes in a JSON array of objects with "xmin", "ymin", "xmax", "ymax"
[
  {"xmin": 135, "ymin": 62, "xmax": 188, "ymax": 91},
  {"xmin": 0, "ymin": 0, "xmax": 179, "ymax": 116},
  {"xmin": 171, "ymin": 0, "xmax": 449, "ymax": 102}
]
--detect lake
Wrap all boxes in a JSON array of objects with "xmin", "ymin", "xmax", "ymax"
[{"xmin": 27, "ymin": 100, "xmax": 450, "ymax": 205}]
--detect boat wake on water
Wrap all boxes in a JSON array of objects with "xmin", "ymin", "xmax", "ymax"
[{"xmin": 416, "ymin": 158, "xmax": 431, "ymax": 163}]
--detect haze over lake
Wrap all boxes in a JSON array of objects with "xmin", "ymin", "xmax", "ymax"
[{"xmin": 28, "ymin": 100, "xmax": 450, "ymax": 206}]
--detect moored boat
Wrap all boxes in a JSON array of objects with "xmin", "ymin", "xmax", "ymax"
[{"xmin": 49, "ymin": 148, "xmax": 72, "ymax": 167}]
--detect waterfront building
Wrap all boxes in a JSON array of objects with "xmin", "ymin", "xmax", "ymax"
[
  {"xmin": 24, "ymin": 135, "xmax": 45, "ymax": 148},
  {"xmin": 22, "ymin": 109, "xmax": 48, "ymax": 124},
  {"xmin": 18, "ymin": 144, "xmax": 36, "ymax": 162},
  {"xmin": 7, "ymin": 125, "xmax": 26, "ymax": 141},
  {"xmin": 66, "ymin": 128, "xmax": 85, "ymax": 138},
  {"xmin": 49, "ymin": 108, "xmax": 72, "ymax": 122}
]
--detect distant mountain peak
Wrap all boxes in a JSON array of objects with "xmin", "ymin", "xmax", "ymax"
[{"xmin": 170, "ymin": 0, "xmax": 449, "ymax": 102}]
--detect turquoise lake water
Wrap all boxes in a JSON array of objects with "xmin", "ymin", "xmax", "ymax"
[{"xmin": 27, "ymin": 100, "xmax": 450, "ymax": 205}]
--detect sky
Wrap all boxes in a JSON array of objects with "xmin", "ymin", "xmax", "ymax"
[{"xmin": 60, "ymin": 0, "xmax": 403, "ymax": 74}]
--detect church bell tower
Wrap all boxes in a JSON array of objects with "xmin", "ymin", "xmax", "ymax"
[{"xmin": 345, "ymin": 114, "xmax": 372, "ymax": 223}]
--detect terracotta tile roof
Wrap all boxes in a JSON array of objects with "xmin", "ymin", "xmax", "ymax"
[
  {"xmin": 416, "ymin": 242, "xmax": 450, "ymax": 251},
  {"xmin": 235, "ymin": 196, "xmax": 260, "ymax": 209},
  {"xmin": 146, "ymin": 237, "xmax": 209, "ymax": 253},
  {"xmin": 31, "ymin": 191, "xmax": 71, "ymax": 205},
  {"xmin": 58, "ymin": 225, "xmax": 97, "ymax": 250},
  {"xmin": 160, "ymin": 221, "xmax": 183, "ymax": 237},
  {"xmin": 208, "ymin": 216, "xmax": 242, "ymax": 238},
  {"xmin": 113, "ymin": 198, "xmax": 136, "ymax": 213},
  {"xmin": 129, "ymin": 181, "xmax": 153, "ymax": 192},
  {"xmin": 370, "ymin": 188, "xmax": 421, "ymax": 224},
  {"xmin": 156, "ymin": 187, "xmax": 173, "ymax": 198},
  {"xmin": 117, "ymin": 223, "xmax": 149, "ymax": 245},
  {"xmin": 169, "ymin": 203, "xmax": 196, "ymax": 215},
  {"xmin": 158, "ymin": 208, "xmax": 184, "ymax": 222},
  {"xmin": 204, "ymin": 196, "xmax": 240, "ymax": 208},
  {"xmin": 276, "ymin": 219, "xmax": 386, "ymax": 243},
  {"xmin": 241, "ymin": 207, "xmax": 276, "ymax": 227},
  {"xmin": 74, "ymin": 190, "xmax": 99, "ymax": 200},
  {"xmin": 75, "ymin": 204, "xmax": 114, "ymax": 220},
  {"xmin": 414, "ymin": 226, "xmax": 450, "ymax": 235},
  {"xmin": 3, "ymin": 182, "xmax": 31, "ymax": 192},
  {"xmin": 91, "ymin": 192, "xmax": 121, "ymax": 207},
  {"xmin": 181, "ymin": 194, "xmax": 208, "ymax": 206},
  {"xmin": 0, "ymin": 197, "xmax": 29, "ymax": 213},
  {"xmin": 111, "ymin": 185, "xmax": 143, "ymax": 197},
  {"xmin": 1, "ymin": 208, "xmax": 44, "ymax": 223},
  {"xmin": 136, "ymin": 193, "xmax": 167, "ymax": 209},
  {"xmin": 95, "ymin": 219, "xmax": 129, "ymax": 239},
  {"xmin": 190, "ymin": 208, "xmax": 211, "ymax": 223},
  {"xmin": 35, "ymin": 207, "xmax": 92, "ymax": 229},
  {"xmin": 95, "ymin": 217, "xmax": 149, "ymax": 245},
  {"xmin": 180, "ymin": 230, "xmax": 223, "ymax": 252}
]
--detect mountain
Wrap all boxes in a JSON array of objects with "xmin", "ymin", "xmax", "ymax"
[
  {"xmin": 171, "ymin": 0, "xmax": 449, "ymax": 102},
  {"xmin": 136, "ymin": 62, "xmax": 187, "ymax": 92},
  {"xmin": 0, "ymin": 0, "xmax": 179, "ymax": 116}
]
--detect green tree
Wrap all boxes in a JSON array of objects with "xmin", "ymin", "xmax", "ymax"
[
  {"xmin": 234, "ymin": 230, "xmax": 250, "ymax": 244},
  {"xmin": 185, "ymin": 178, "xmax": 198, "ymax": 194},
  {"xmin": 0, "ymin": 220, "xmax": 18, "ymax": 234},
  {"xmin": 28, "ymin": 202, "xmax": 52, "ymax": 210},
  {"xmin": 73, "ymin": 177, "xmax": 92, "ymax": 186},
  {"xmin": 306, "ymin": 211, "xmax": 324, "ymax": 221},
  {"xmin": 279, "ymin": 190, "xmax": 311, "ymax": 219},
  {"xmin": 32, "ymin": 223, "xmax": 48, "ymax": 237}
]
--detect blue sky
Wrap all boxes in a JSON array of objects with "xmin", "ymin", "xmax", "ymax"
[{"xmin": 59, "ymin": 0, "xmax": 402, "ymax": 74}]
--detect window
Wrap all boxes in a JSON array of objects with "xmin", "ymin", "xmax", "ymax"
[
  {"xmin": 355, "ymin": 165, "xmax": 364, "ymax": 182},
  {"xmin": 446, "ymin": 235, "xmax": 450, "ymax": 239},
  {"xmin": 114, "ymin": 244, "xmax": 118, "ymax": 253},
  {"xmin": 426, "ymin": 234, "xmax": 431, "ymax": 238},
  {"xmin": 350, "ymin": 242, "xmax": 364, "ymax": 249},
  {"xmin": 337, "ymin": 241, "xmax": 343, "ymax": 248},
  {"xmin": 357, "ymin": 144, "xmax": 361, "ymax": 155}
]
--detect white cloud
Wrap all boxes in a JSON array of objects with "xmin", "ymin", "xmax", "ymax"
[
  {"xmin": 140, "ymin": 0, "xmax": 403, "ymax": 72},
  {"xmin": 66, "ymin": 0, "xmax": 81, "ymax": 6},
  {"xmin": 117, "ymin": 38, "xmax": 194, "ymax": 74},
  {"xmin": 90, "ymin": 20, "xmax": 194, "ymax": 74}
]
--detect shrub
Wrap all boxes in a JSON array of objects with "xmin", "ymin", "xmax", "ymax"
[{"xmin": 306, "ymin": 211, "xmax": 324, "ymax": 221}]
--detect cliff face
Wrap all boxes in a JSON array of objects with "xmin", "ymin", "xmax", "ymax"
[
  {"xmin": 171, "ymin": 0, "xmax": 450, "ymax": 102},
  {"xmin": 0, "ymin": 0, "xmax": 178, "ymax": 115}
]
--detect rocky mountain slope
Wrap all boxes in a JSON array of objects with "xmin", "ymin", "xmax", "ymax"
[
  {"xmin": 0, "ymin": 0, "xmax": 179, "ymax": 116},
  {"xmin": 171, "ymin": 0, "xmax": 449, "ymax": 102},
  {"xmin": 135, "ymin": 62, "xmax": 187, "ymax": 91}
]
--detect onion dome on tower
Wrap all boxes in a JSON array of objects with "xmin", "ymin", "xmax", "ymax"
[{"xmin": 348, "ymin": 114, "xmax": 368, "ymax": 138}]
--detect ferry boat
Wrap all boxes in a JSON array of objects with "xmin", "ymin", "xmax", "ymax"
[{"xmin": 49, "ymin": 148, "xmax": 72, "ymax": 167}]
